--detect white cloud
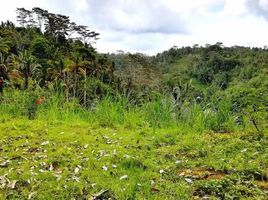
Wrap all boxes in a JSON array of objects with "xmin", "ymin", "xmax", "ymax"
[
  {"xmin": 1, "ymin": 0, "xmax": 268, "ymax": 54},
  {"xmin": 246, "ymin": 0, "xmax": 268, "ymax": 19},
  {"xmin": 0, "ymin": 0, "xmax": 42, "ymax": 22}
]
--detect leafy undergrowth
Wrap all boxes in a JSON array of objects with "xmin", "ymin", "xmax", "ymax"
[{"xmin": 0, "ymin": 117, "xmax": 267, "ymax": 199}]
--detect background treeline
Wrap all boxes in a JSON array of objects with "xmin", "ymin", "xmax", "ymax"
[
  {"xmin": 0, "ymin": 7, "xmax": 114, "ymax": 105},
  {"xmin": 0, "ymin": 8, "xmax": 267, "ymax": 132},
  {"xmin": 108, "ymin": 44, "xmax": 267, "ymax": 132}
]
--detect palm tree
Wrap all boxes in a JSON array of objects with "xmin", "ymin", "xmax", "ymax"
[
  {"xmin": 75, "ymin": 67, "xmax": 87, "ymax": 105},
  {"xmin": 0, "ymin": 54, "xmax": 9, "ymax": 82},
  {"xmin": 17, "ymin": 50, "xmax": 41, "ymax": 89},
  {"xmin": 46, "ymin": 58, "xmax": 69, "ymax": 95},
  {"xmin": 0, "ymin": 37, "xmax": 11, "ymax": 77},
  {"xmin": 0, "ymin": 38, "xmax": 10, "ymax": 55},
  {"xmin": 71, "ymin": 52, "xmax": 85, "ymax": 98}
]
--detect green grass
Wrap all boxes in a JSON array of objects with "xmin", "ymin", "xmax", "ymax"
[
  {"xmin": 0, "ymin": 117, "xmax": 267, "ymax": 199},
  {"xmin": 2, "ymin": 89, "xmax": 261, "ymax": 132},
  {"xmin": 0, "ymin": 90, "xmax": 267, "ymax": 199}
]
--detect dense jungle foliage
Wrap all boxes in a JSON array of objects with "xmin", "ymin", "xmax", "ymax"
[{"xmin": 0, "ymin": 8, "xmax": 267, "ymax": 131}]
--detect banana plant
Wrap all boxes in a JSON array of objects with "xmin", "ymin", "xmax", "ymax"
[{"xmin": 172, "ymin": 80, "xmax": 192, "ymax": 115}]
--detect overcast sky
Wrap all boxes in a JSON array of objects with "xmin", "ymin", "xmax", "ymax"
[{"xmin": 1, "ymin": 0, "xmax": 268, "ymax": 55}]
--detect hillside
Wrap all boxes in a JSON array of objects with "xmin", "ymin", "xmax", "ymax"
[
  {"xmin": 1, "ymin": 118, "xmax": 268, "ymax": 199},
  {"xmin": 0, "ymin": 7, "xmax": 267, "ymax": 200}
]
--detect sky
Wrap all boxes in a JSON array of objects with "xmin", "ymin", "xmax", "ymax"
[{"xmin": 1, "ymin": 0, "xmax": 268, "ymax": 55}]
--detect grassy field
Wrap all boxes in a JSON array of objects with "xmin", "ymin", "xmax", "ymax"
[{"xmin": 0, "ymin": 115, "xmax": 267, "ymax": 199}]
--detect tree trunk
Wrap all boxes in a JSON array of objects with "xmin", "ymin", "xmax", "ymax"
[
  {"xmin": 84, "ymin": 68, "xmax": 87, "ymax": 106},
  {"xmin": 24, "ymin": 61, "xmax": 30, "ymax": 89},
  {"xmin": 74, "ymin": 70, "xmax": 77, "ymax": 98},
  {"xmin": 66, "ymin": 71, "xmax": 69, "ymax": 102}
]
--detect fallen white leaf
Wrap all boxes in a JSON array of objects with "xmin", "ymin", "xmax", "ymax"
[
  {"xmin": 123, "ymin": 154, "xmax": 130, "ymax": 159},
  {"xmin": 175, "ymin": 160, "xmax": 181, "ymax": 164},
  {"xmin": 91, "ymin": 183, "xmax": 96, "ymax": 188},
  {"xmin": 28, "ymin": 192, "xmax": 36, "ymax": 199},
  {"xmin": 41, "ymin": 141, "xmax": 49, "ymax": 146},
  {"xmin": 0, "ymin": 160, "xmax": 10, "ymax": 168},
  {"xmin": 120, "ymin": 175, "xmax": 128, "ymax": 180},
  {"xmin": 74, "ymin": 167, "xmax": 80, "ymax": 174},
  {"xmin": 185, "ymin": 178, "xmax": 193, "ymax": 184},
  {"xmin": 98, "ymin": 150, "xmax": 105, "ymax": 157},
  {"xmin": 72, "ymin": 176, "xmax": 80, "ymax": 182},
  {"xmin": 150, "ymin": 180, "xmax": 155, "ymax": 186},
  {"xmin": 0, "ymin": 176, "xmax": 8, "ymax": 189},
  {"xmin": 49, "ymin": 164, "xmax": 54, "ymax": 171},
  {"xmin": 241, "ymin": 148, "xmax": 247, "ymax": 153},
  {"xmin": 7, "ymin": 180, "xmax": 17, "ymax": 189}
]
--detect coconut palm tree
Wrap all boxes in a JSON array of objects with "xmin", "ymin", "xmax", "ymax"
[{"xmin": 17, "ymin": 50, "xmax": 41, "ymax": 89}]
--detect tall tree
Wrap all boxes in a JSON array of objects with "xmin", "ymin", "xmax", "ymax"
[
  {"xmin": 18, "ymin": 50, "xmax": 41, "ymax": 89},
  {"xmin": 16, "ymin": 8, "xmax": 34, "ymax": 28},
  {"xmin": 32, "ymin": 7, "xmax": 49, "ymax": 31}
]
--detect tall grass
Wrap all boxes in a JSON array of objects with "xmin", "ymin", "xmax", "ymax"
[
  {"xmin": 0, "ymin": 89, "xmax": 251, "ymax": 132},
  {"xmin": 142, "ymin": 95, "xmax": 175, "ymax": 129},
  {"xmin": 0, "ymin": 89, "xmax": 85, "ymax": 122},
  {"xmin": 89, "ymin": 95, "xmax": 129, "ymax": 126},
  {"xmin": 204, "ymin": 99, "xmax": 236, "ymax": 132}
]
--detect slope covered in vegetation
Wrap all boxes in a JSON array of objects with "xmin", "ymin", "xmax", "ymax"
[{"xmin": 0, "ymin": 7, "xmax": 267, "ymax": 199}]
